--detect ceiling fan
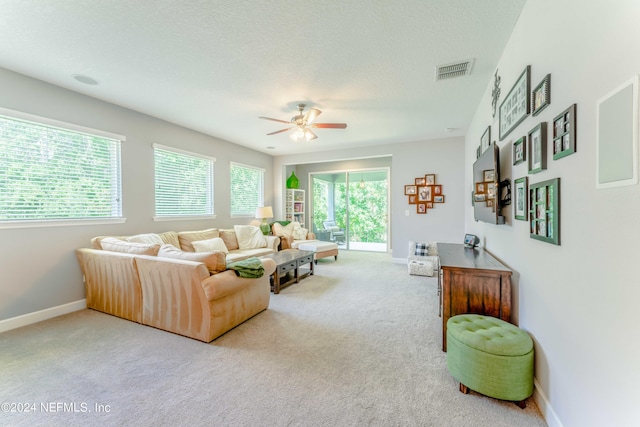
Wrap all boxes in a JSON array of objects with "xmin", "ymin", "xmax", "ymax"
[{"xmin": 259, "ymin": 104, "xmax": 347, "ymax": 141}]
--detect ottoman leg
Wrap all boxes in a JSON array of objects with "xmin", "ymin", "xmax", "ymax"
[
  {"xmin": 459, "ymin": 383, "xmax": 469, "ymax": 394},
  {"xmin": 516, "ymin": 400, "xmax": 526, "ymax": 409}
]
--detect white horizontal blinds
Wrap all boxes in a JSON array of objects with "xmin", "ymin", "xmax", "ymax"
[
  {"xmin": 0, "ymin": 113, "xmax": 122, "ymax": 221},
  {"xmin": 230, "ymin": 162, "xmax": 264, "ymax": 216},
  {"xmin": 154, "ymin": 144, "xmax": 215, "ymax": 217}
]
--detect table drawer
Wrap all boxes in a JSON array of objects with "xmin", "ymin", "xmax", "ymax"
[
  {"xmin": 299, "ymin": 255, "xmax": 314, "ymax": 265},
  {"xmin": 277, "ymin": 262, "xmax": 297, "ymax": 274}
]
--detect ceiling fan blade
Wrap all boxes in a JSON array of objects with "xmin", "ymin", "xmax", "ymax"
[
  {"xmin": 259, "ymin": 116, "xmax": 291, "ymax": 124},
  {"xmin": 309, "ymin": 123, "xmax": 348, "ymax": 129},
  {"xmin": 304, "ymin": 108, "xmax": 322, "ymax": 124},
  {"xmin": 306, "ymin": 129, "xmax": 318, "ymax": 140},
  {"xmin": 266, "ymin": 127, "xmax": 292, "ymax": 135}
]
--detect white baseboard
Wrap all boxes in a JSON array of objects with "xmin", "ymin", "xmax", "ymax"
[
  {"xmin": 533, "ymin": 378, "xmax": 563, "ymax": 427},
  {"xmin": 0, "ymin": 299, "xmax": 86, "ymax": 334}
]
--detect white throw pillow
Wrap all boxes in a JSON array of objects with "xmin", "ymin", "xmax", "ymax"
[
  {"xmin": 272, "ymin": 222, "xmax": 295, "ymax": 239},
  {"xmin": 100, "ymin": 237, "xmax": 161, "ymax": 256},
  {"xmin": 192, "ymin": 237, "xmax": 229, "ymax": 254},
  {"xmin": 233, "ymin": 225, "xmax": 267, "ymax": 250},
  {"xmin": 292, "ymin": 225, "xmax": 308, "ymax": 240},
  {"xmin": 157, "ymin": 244, "xmax": 226, "ymax": 274},
  {"xmin": 126, "ymin": 233, "xmax": 164, "ymax": 245}
]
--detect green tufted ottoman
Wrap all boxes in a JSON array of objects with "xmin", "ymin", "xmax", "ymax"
[{"xmin": 446, "ymin": 314, "xmax": 534, "ymax": 408}]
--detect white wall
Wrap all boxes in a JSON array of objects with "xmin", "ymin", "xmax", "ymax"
[
  {"xmin": 465, "ymin": 1, "xmax": 640, "ymax": 426},
  {"xmin": 274, "ymin": 136, "xmax": 465, "ymax": 260},
  {"xmin": 0, "ymin": 68, "xmax": 274, "ymax": 322}
]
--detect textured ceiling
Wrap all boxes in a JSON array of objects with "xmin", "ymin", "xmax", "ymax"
[{"xmin": 0, "ymin": 0, "xmax": 525, "ymax": 155}]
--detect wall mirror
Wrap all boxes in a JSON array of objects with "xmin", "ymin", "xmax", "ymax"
[{"xmin": 596, "ymin": 75, "xmax": 638, "ymax": 189}]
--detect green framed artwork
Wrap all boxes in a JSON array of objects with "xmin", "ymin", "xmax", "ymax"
[
  {"xmin": 514, "ymin": 177, "xmax": 528, "ymax": 221},
  {"xmin": 529, "ymin": 178, "xmax": 560, "ymax": 245},
  {"xmin": 553, "ymin": 104, "xmax": 576, "ymax": 160},
  {"xmin": 513, "ymin": 136, "xmax": 526, "ymax": 165},
  {"xmin": 528, "ymin": 122, "xmax": 547, "ymax": 174}
]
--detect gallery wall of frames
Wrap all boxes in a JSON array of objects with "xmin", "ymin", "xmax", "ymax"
[
  {"xmin": 476, "ymin": 65, "xmax": 578, "ymax": 246},
  {"xmin": 403, "ymin": 174, "xmax": 445, "ymax": 215}
]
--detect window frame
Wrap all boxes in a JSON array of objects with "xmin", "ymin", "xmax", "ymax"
[
  {"xmin": 0, "ymin": 107, "xmax": 125, "ymax": 229},
  {"xmin": 229, "ymin": 161, "xmax": 265, "ymax": 218}
]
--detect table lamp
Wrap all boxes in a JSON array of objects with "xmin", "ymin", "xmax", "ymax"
[{"xmin": 255, "ymin": 206, "xmax": 273, "ymax": 235}]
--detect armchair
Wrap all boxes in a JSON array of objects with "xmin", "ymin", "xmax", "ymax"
[
  {"xmin": 407, "ymin": 241, "xmax": 439, "ymax": 277},
  {"xmin": 313, "ymin": 223, "xmax": 332, "ymax": 242},
  {"xmin": 322, "ymin": 220, "xmax": 346, "ymax": 244}
]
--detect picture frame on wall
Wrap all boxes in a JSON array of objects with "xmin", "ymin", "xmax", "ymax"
[
  {"xmin": 499, "ymin": 65, "xmax": 531, "ymax": 140},
  {"xmin": 529, "ymin": 178, "xmax": 560, "ymax": 245},
  {"xmin": 404, "ymin": 184, "xmax": 417, "ymax": 195},
  {"xmin": 528, "ymin": 122, "xmax": 547, "ymax": 174},
  {"xmin": 417, "ymin": 186, "xmax": 432, "ymax": 202},
  {"xmin": 408, "ymin": 194, "xmax": 417, "ymax": 204},
  {"xmin": 480, "ymin": 126, "xmax": 491, "ymax": 153},
  {"xmin": 532, "ymin": 74, "xmax": 551, "ymax": 116},
  {"xmin": 415, "ymin": 177, "xmax": 426, "ymax": 186},
  {"xmin": 513, "ymin": 136, "xmax": 526, "ymax": 165},
  {"xmin": 417, "ymin": 203, "xmax": 427, "ymax": 214},
  {"xmin": 553, "ymin": 103, "xmax": 577, "ymax": 160},
  {"xmin": 425, "ymin": 174, "xmax": 436, "ymax": 185},
  {"xmin": 514, "ymin": 176, "xmax": 528, "ymax": 220},
  {"xmin": 433, "ymin": 195, "xmax": 445, "ymax": 203}
]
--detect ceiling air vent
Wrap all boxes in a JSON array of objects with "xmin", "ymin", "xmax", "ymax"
[{"xmin": 435, "ymin": 59, "xmax": 474, "ymax": 81}]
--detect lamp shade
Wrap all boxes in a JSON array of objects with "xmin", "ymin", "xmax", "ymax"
[{"xmin": 255, "ymin": 206, "xmax": 273, "ymax": 219}]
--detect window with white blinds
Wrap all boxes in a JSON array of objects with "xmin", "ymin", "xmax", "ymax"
[
  {"xmin": 154, "ymin": 144, "xmax": 215, "ymax": 218},
  {"xmin": 0, "ymin": 110, "xmax": 123, "ymax": 223},
  {"xmin": 230, "ymin": 162, "xmax": 264, "ymax": 217}
]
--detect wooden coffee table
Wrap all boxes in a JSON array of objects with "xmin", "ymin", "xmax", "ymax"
[{"xmin": 262, "ymin": 249, "xmax": 315, "ymax": 293}]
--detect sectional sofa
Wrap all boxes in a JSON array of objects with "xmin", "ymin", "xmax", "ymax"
[{"xmin": 75, "ymin": 226, "xmax": 279, "ymax": 342}]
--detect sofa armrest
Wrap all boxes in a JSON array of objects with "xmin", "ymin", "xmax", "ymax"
[
  {"xmin": 307, "ymin": 232, "xmax": 316, "ymax": 240},
  {"xmin": 75, "ymin": 248, "xmax": 143, "ymax": 323},
  {"xmin": 279, "ymin": 235, "xmax": 293, "ymax": 250},
  {"xmin": 264, "ymin": 235, "xmax": 281, "ymax": 251},
  {"xmin": 135, "ymin": 255, "xmax": 212, "ymax": 342},
  {"xmin": 201, "ymin": 258, "xmax": 276, "ymax": 300}
]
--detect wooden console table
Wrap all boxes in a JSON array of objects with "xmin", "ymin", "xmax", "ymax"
[{"xmin": 437, "ymin": 243, "xmax": 512, "ymax": 351}]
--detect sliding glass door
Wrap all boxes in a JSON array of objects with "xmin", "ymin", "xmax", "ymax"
[{"xmin": 311, "ymin": 168, "xmax": 388, "ymax": 252}]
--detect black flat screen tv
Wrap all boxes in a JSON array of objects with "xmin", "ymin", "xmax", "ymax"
[{"xmin": 473, "ymin": 143, "xmax": 504, "ymax": 224}]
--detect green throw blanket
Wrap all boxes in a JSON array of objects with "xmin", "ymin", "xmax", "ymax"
[{"xmin": 227, "ymin": 257, "xmax": 265, "ymax": 278}]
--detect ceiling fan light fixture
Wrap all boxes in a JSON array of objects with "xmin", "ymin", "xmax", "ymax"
[{"xmin": 290, "ymin": 127, "xmax": 306, "ymax": 141}]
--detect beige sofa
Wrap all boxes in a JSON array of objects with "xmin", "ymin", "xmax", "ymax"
[{"xmin": 76, "ymin": 227, "xmax": 278, "ymax": 342}]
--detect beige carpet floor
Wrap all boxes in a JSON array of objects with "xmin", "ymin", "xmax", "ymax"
[{"xmin": 0, "ymin": 251, "xmax": 547, "ymax": 426}]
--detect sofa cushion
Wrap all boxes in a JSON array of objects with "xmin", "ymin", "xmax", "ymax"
[
  {"xmin": 157, "ymin": 244, "xmax": 226, "ymax": 274},
  {"xmin": 225, "ymin": 247, "xmax": 275, "ymax": 263},
  {"xmin": 290, "ymin": 239, "xmax": 318, "ymax": 249},
  {"xmin": 234, "ymin": 225, "xmax": 267, "ymax": 250},
  {"xmin": 192, "ymin": 237, "xmax": 229, "ymax": 254},
  {"xmin": 219, "ymin": 229, "xmax": 239, "ymax": 251},
  {"xmin": 158, "ymin": 231, "xmax": 180, "ymax": 248},
  {"xmin": 100, "ymin": 237, "xmax": 161, "ymax": 256},
  {"xmin": 178, "ymin": 228, "xmax": 220, "ymax": 252},
  {"xmin": 126, "ymin": 233, "xmax": 164, "ymax": 245}
]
